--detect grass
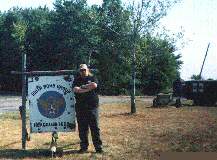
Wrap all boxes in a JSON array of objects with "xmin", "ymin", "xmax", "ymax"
[{"xmin": 1, "ymin": 100, "xmax": 217, "ymax": 159}]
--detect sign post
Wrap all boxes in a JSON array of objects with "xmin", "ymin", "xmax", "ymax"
[{"xmin": 21, "ymin": 52, "xmax": 27, "ymax": 150}]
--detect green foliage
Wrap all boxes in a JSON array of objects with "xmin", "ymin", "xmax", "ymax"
[
  {"xmin": 190, "ymin": 74, "xmax": 203, "ymax": 80},
  {"xmin": 49, "ymin": 0, "xmax": 99, "ymax": 70},
  {"xmin": 96, "ymin": 0, "xmax": 132, "ymax": 95},
  {"xmin": 0, "ymin": 10, "xmax": 22, "ymax": 91},
  {"xmin": 0, "ymin": 0, "xmax": 183, "ymax": 95},
  {"xmin": 22, "ymin": 7, "xmax": 54, "ymax": 70},
  {"xmin": 137, "ymin": 36, "xmax": 182, "ymax": 95},
  {"xmin": 11, "ymin": 21, "xmax": 27, "ymax": 49}
]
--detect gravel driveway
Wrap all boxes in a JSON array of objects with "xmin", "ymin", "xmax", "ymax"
[
  {"xmin": 0, "ymin": 95, "xmax": 154, "ymax": 113},
  {"xmin": 0, "ymin": 96, "xmax": 22, "ymax": 113}
]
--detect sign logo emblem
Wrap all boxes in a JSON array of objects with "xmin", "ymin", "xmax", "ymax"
[{"xmin": 37, "ymin": 91, "xmax": 66, "ymax": 119}]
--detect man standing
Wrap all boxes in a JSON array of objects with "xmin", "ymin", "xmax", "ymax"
[{"xmin": 73, "ymin": 64, "xmax": 103, "ymax": 153}]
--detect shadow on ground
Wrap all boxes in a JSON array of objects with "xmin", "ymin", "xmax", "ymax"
[
  {"xmin": 102, "ymin": 112, "xmax": 133, "ymax": 118},
  {"xmin": 0, "ymin": 148, "xmax": 83, "ymax": 159},
  {"xmin": 0, "ymin": 142, "xmax": 82, "ymax": 159}
]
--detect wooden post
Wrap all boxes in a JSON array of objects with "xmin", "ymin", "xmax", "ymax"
[{"xmin": 21, "ymin": 52, "xmax": 27, "ymax": 150}]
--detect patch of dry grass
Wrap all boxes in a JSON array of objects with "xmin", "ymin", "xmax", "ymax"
[{"xmin": 1, "ymin": 101, "xmax": 217, "ymax": 159}]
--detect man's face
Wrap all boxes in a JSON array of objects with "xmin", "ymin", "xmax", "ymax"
[{"xmin": 80, "ymin": 68, "xmax": 88, "ymax": 77}]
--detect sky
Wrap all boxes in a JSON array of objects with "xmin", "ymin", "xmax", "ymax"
[
  {"xmin": 0, "ymin": 0, "xmax": 217, "ymax": 80},
  {"xmin": 160, "ymin": 0, "xmax": 217, "ymax": 80}
]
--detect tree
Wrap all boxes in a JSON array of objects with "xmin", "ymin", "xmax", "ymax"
[
  {"xmin": 21, "ymin": 7, "xmax": 53, "ymax": 71},
  {"xmin": 0, "ymin": 0, "xmax": 184, "ymax": 96},
  {"xmin": 127, "ymin": 0, "xmax": 181, "ymax": 112},
  {"xmin": 137, "ymin": 35, "xmax": 182, "ymax": 95},
  {"xmin": 0, "ymin": 10, "xmax": 22, "ymax": 91},
  {"xmin": 48, "ymin": 0, "xmax": 97, "ymax": 70},
  {"xmin": 96, "ymin": 0, "xmax": 132, "ymax": 95}
]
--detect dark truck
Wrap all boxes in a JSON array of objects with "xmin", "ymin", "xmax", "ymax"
[
  {"xmin": 181, "ymin": 43, "xmax": 217, "ymax": 106},
  {"xmin": 153, "ymin": 79, "xmax": 217, "ymax": 107},
  {"xmin": 153, "ymin": 43, "xmax": 217, "ymax": 107},
  {"xmin": 182, "ymin": 80, "xmax": 217, "ymax": 106}
]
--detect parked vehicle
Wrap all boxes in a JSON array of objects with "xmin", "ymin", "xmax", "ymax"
[
  {"xmin": 177, "ymin": 43, "xmax": 217, "ymax": 106},
  {"xmin": 181, "ymin": 80, "xmax": 217, "ymax": 106},
  {"xmin": 153, "ymin": 43, "xmax": 217, "ymax": 107}
]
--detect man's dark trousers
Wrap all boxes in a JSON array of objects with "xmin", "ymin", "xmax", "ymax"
[{"xmin": 76, "ymin": 107, "xmax": 102, "ymax": 150}]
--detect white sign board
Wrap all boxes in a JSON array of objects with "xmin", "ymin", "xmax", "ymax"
[{"xmin": 28, "ymin": 75, "xmax": 75, "ymax": 133}]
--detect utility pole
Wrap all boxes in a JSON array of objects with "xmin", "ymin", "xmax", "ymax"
[{"xmin": 199, "ymin": 42, "xmax": 210, "ymax": 79}]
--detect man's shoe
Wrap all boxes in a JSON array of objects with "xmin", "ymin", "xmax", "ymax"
[
  {"xmin": 77, "ymin": 148, "xmax": 88, "ymax": 154},
  {"xmin": 95, "ymin": 148, "xmax": 104, "ymax": 153}
]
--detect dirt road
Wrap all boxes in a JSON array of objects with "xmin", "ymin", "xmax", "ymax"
[
  {"xmin": 0, "ymin": 96, "xmax": 22, "ymax": 113},
  {"xmin": 0, "ymin": 95, "xmax": 154, "ymax": 113}
]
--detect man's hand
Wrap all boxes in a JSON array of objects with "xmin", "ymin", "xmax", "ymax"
[
  {"xmin": 81, "ymin": 85, "xmax": 88, "ymax": 89},
  {"xmin": 73, "ymin": 87, "xmax": 81, "ymax": 93}
]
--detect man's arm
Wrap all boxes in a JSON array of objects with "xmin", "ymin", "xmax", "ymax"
[
  {"xmin": 73, "ymin": 82, "xmax": 97, "ymax": 93},
  {"xmin": 73, "ymin": 87, "xmax": 89, "ymax": 93},
  {"xmin": 81, "ymin": 82, "xmax": 97, "ymax": 90}
]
